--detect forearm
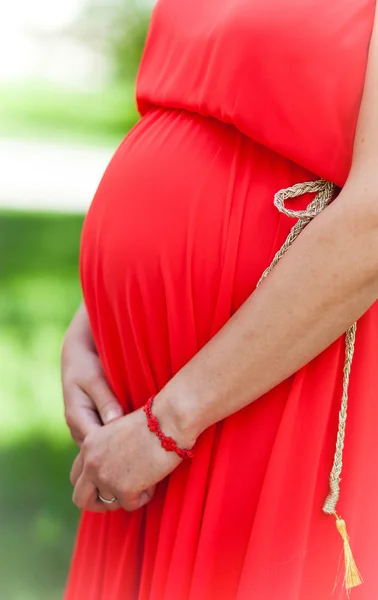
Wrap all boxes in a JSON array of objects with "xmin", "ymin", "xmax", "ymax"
[{"xmin": 156, "ymin": 179, "xmax": 378, "ymax": 446}]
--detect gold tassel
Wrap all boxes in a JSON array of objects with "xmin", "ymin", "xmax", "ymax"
[{"xmin": 335, "ymin": 515, "xmax": 363, "ymax": 594}]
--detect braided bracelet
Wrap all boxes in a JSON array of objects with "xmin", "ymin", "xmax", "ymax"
[{"xmin": 143, "ymin": 396, "xmax": 194, "ymax": 460}]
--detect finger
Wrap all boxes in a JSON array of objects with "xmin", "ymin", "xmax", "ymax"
[
  {"xmin": 118, "ymin": 494, "xmax": 151, "ymax": 512},
  {"xmin": 70, "ymin": 421, "xmax": 96, "ymax": 447},
  {"xmin": 138, "ymin": 487, "xmax": 155, "ymax": 509},
  {"xmin": 64, "ymin": 388, "xmax": 102, "ymax": 443},
  {"xmin": 72, "ymin": 435, "xmax": 84, "ymax": 448},
  {"xmin": 70, "ymin": 454, "xmax": 83, "ymax": 487},
  {"xmin": 97, "ymin": 487, "xmax": 121, "ymax": 512},
  {"xmin": 87, "ymin": 377, "xmax": 124, "ymax": 425},
  {"xmin": 117, "ymin": 485, "xmax": 155, "ymax": 512},
  {"xmin": 73, "ymin": 473, "xmax": 103, "ymax": 512},
  {"xmin": 143, "ymin": 485, "xmax": 156, "ymax": 504},
  {"xmin": 117, "ymin": 494, "xmax": 143, "ymax": 512}
]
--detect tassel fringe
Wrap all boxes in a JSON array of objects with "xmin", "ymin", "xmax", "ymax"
[{"xmin": 335, "ymin": 515, "xmax": 363, "ymax": 594}]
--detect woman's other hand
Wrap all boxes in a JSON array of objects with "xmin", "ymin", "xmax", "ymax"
[
  {"xmin": 70, "ymin": 404, "xmax": 185, "ymax": 513},
  {"xmin": 61, "ymin": 303, "xmax": 124, "ymax": 446}
]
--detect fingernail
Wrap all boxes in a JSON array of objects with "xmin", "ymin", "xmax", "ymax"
[
  {"xmin": 138, "ymin": 492, "xmax": 150, "ymax": 508},
  {"xmin": 106, "ymin": 409, "xmax": 123, "ymax": 423}
]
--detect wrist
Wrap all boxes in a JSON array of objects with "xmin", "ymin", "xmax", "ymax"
[{"xmin": 152, "ymin": 384, "xmax": 206, "ymax": 450}]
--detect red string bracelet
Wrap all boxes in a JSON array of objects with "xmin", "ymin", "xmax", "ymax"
[{"xmin": 143, "ymin": 396, "xmax": 194, "ymax": 460}]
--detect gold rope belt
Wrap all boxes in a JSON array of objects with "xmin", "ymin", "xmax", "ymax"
[{"xmin": 257, "ymin": 179, "xmax": 361, "ymax": 593}]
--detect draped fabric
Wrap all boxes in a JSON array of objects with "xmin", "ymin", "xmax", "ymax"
[{"xmin": 66, "ymin": 2, "xmax": 378, "ymax": 598}]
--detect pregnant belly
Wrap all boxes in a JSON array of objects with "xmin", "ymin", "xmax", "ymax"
[{"xmin": 80, "ymin": 108, "xmax": 314, "ymax": 408}]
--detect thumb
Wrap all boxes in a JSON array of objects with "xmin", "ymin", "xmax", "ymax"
[
  {"xmin": 91, "ymin": 377, "xmax": 124, "ymax": 424},
  {"xmin": 138, "ymin": 485, "xmax": 156, "ymax": 508},
  {"xmin": 64, "ymin": 388, "xmax": 102, "ymax": 446}
]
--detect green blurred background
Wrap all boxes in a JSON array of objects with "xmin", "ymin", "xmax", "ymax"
[{"xmin": 0, "ymin": 2, "xmax": 151, "ymax": 598}]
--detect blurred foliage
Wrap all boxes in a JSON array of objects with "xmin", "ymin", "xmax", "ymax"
[
  {"xmin": 0, "ymin": 2, "xmax": 151, "ymax": 145},
  {"xmin": 0, "ymin": 3, "xmax": 153, "ymax": 598},
  {"xmin": 74, "ymin": 0, "xmax": 151, "ymax": 80},
  {"xmin": 0, "ymin": 210, "xmax": 84, "ymax": 598},
  {"xmin": 0, "ymin": 438, "xmax": 78, "ymax": 600},
  {"xmin": 111, "ymin": 3, "xmax": 150, "ymax": 81},
  {"xmin": 0, "ymin": 82, "xmax": 138, "ymax": 146}
]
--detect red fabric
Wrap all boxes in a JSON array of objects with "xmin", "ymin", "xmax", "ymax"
[
  {"xmin": 137, "ymin": 0, "xmax": 376, "ymax": 187},
  {"xmin": 66, "ymin": 1, "xmax": 378, "ymax": 598}
]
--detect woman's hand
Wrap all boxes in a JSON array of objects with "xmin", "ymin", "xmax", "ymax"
[
  {"xmin": 70, "ymin": 405, "xmax": 184, "ymax": 513},
  {"xmin": 62, "ymin": 304, "xmax": 124, "ymax": 446}
]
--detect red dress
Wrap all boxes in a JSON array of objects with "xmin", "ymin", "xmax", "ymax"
[{"xmin": 66, "ymin": 1, "xmax": 378, "ymax": 598}]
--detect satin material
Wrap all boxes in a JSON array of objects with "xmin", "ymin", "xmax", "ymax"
[{"xmin": 66, "ymin": 1, "xmax": 378, "ymax": 598}]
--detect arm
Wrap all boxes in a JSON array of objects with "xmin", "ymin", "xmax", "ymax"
[
  {"xmin": 154, "ymin": 23, "xmax": 378, "ymax": 446},
  {"xmin": 71, "ymin": 17, "xmax": 378, "ymax": 512},
  {"xmin": 157, "ymin": 179, "xmax": 378, "ymax": 445}
]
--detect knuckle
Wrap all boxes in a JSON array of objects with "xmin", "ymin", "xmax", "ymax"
[
  {"xmin": 81, "ymin": 436, "xmax": 91, "ymax": 455},
  {"xmin": 81, "ymin": 432, "xmax": 96, "ymax": 454},
  {"xmin": 97, "ymin": 466, "xmax": 111, "ymax": 488},
  {"xmin": 117, "ymin": 482, "xmax": 129, "ymax": 498},
  {"xmin": 85, "ymin": 448, "xmax": 101, "ymax": 472},
  {"xmin": 81, "ymin": 438, "xmax": 97, "ymax": 466}
]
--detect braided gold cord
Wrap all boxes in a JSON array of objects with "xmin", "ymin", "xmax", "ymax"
[
  {"xmin": 257, "ymin": 180, "xmax": 335, "ymax": 286},
  {"xmin": 258, "ymin": 179, "xmax": 357, "ymax": 517},
  {"xmin": 323, "ymin": 322, "xmax": 357, "ymax": 514}
]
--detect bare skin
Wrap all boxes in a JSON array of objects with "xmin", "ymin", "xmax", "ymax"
[
  {"xmin": 61, "ymin": 304, "xmax": 123, "ymax": 447},
  {"xmin": 67, "ymin": 17, "xmax": 378, "ymax": 513}
]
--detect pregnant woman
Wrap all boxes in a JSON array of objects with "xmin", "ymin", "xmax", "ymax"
[{"xmin": 62, "ymin": 0, "xmax": 378, "ymax": 598}]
